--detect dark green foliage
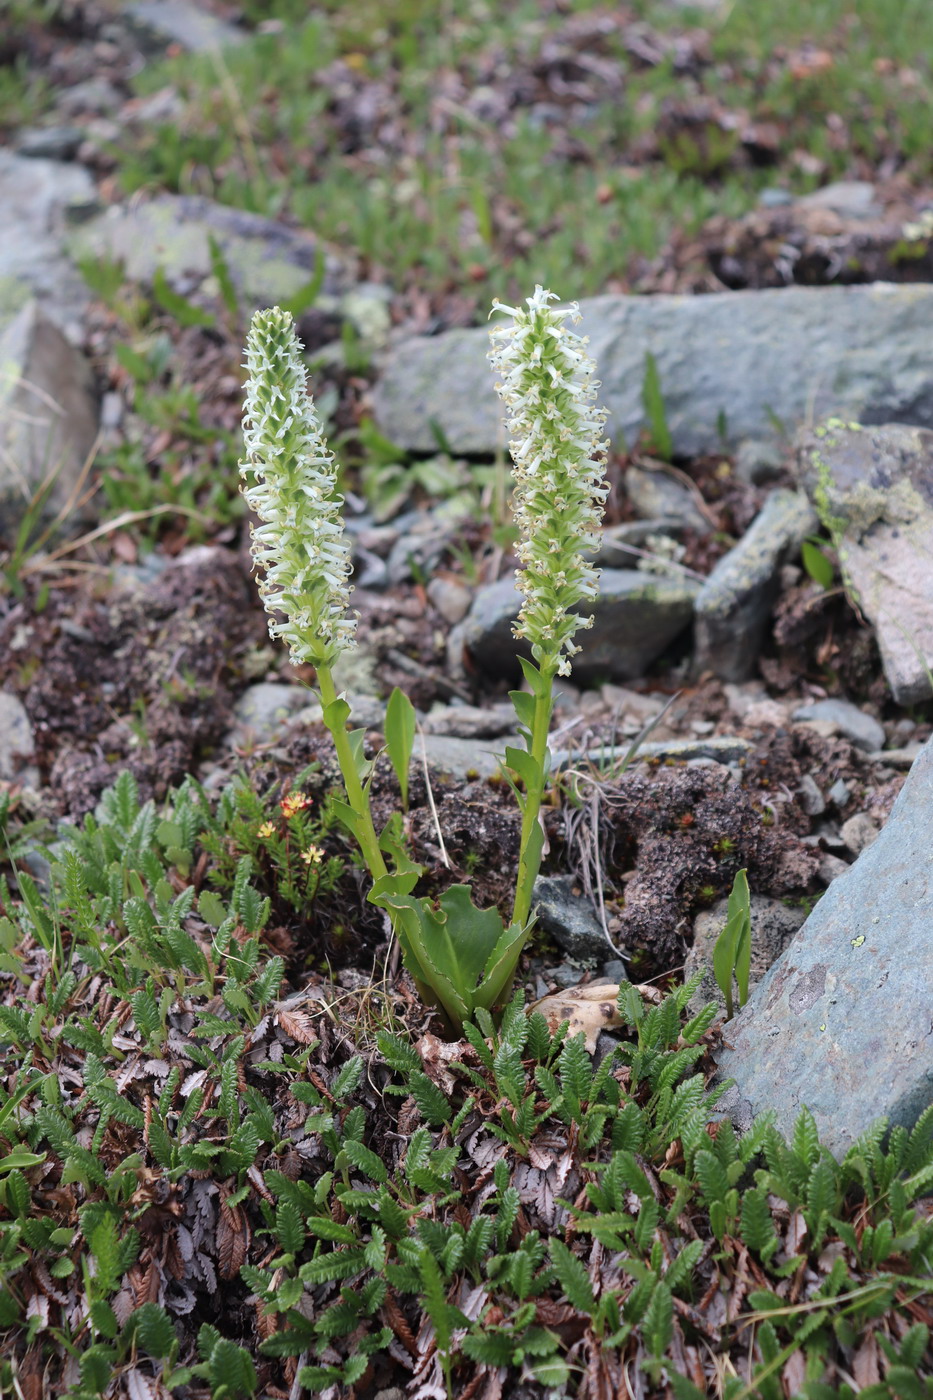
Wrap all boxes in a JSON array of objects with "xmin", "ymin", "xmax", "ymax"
[{"xmin": 1, "ymin": 774, "xmax": 932, "ymax": 1399}]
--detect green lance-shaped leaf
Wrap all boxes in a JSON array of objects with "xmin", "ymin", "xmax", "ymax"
[
  {"xmin": 712, "ymin": 867, "xmax": 751, "ymax": 1020},
  {"xmin": 385, "ymin": 687, "xmax": 416, "ymax": 809}
]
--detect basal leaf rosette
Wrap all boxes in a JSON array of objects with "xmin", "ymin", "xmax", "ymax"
[
  {"xmin": 240, "ymin": 307, "xmax": 356, "ymax": 669},
  {"xmin": 488, "ymin": 286, "xmax": 609, "ymax": 677}
]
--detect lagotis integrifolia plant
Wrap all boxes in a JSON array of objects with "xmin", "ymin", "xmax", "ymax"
[
  {"xmin": 240, "ymin": 292, "xmax": 608, "ymax": 1034},
  {"xmin": 488, "ymin": 287, "xmax": 609, "ymax": 930}
]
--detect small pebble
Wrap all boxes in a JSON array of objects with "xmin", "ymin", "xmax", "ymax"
[
  {"xmin": 840, "ymin": 812, "xmax": 879, "ymax": 857},
  {"xmin": 792, "ymin": 699, "xmax": 884, "ymax": 753},
  {"xmin": 818, "ymin": 853, "xmax": 850, "ymax": 884},
  {"xmin": 797, "ymin": 773, "xmax": 826, "ymax": 816},
  {"xmin": 827, "ymin": 778, "xmax": 851, "ymax": 807}
]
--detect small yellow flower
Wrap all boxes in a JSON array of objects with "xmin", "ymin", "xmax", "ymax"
[
  {"xmin": 301, "ymin": 845, "xmax": 324, "ymax": 865},
  {"xmin": 257, "ymin": 821, "xmax": 276, "ymax": 839},
  {"xmin": 280, "ymin": 791, "xmax": 311, "ymax": 819}
]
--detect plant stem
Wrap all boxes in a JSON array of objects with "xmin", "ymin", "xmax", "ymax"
[
  {"xmin": 316, "ymin": 664, "xmax": 388, "ymax": 884},
  {"xmin": 511, "ymin": 677, "xmax": 554, "ymax": 930}
]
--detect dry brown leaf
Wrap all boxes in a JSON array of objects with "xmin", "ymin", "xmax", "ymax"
[
  {"xmin": 217, "ymin": 1196, "xmax": 250, "ymax": 1280},
  {"xmin": 416, "ymin": 1032, "xmax": 463, "ymax": 1095},
  {"xmin": 852, "ymin": 1330, "xmax": 881, "ymax": 1387},
  {"xmin": 123, "ymin": 1368, "xmax": 167, "ymax": 1400},
  {"xmin": 381, "ymin": 1289, "xmax": 419, "ymax": 1359},
  {"xmin": 275, "ymin": 1005, "xmax": 318, "ymax": 1044},
  {"xmin": 782, "ymin": 1348, "xmax": 806, "ymax": 1395},
  {"xmin": 785, "ymin": 1208, "xmax": 808, "ymax": 1256},
  {"xmin": 529, "ymin": 982, "xmax": 623, "ymax": 1053}
]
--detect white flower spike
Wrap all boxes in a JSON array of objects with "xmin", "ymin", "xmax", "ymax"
[
  {"xmin": 488, "ymin": 286, "xmax": 609, "ymax": 677},
  {"xmin": 240, "ymin": 308, "xmax": 356, "ymax": 668}
]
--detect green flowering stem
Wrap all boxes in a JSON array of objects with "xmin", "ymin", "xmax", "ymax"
[
  {"xmin": 315, "ymin": 663, "xmax": 388, "ymax": 886},
  {"xmin": 510, "ymin": 669, "xmax": 554, "ymax": 932}
]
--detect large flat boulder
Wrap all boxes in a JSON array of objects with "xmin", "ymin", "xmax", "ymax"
[
  {"xmin": 373, "ymin": 284, "xmax": 933, "ymax": 458},
  {"xmin": 714, "ymin": 734, "xmax": 933, "ymax": 1158},
  {"xmin": 796, "ymin": 421, "xmax": 933, "ymax": 703}
]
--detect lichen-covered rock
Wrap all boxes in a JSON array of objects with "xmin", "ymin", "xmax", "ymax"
[
  {"xmin": 714, "ymin": 732, "xmax": 933, "ymax": 1157},
  {"xmin": 796, "ymin": 420, "xmax": 933, "ymax": 702},
  {"xmin": 694, "ymin": 490, "xmax": 817, "ymax": 681}
]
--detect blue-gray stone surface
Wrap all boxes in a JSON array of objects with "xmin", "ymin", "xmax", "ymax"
[
  {"xmin": 714, "ymin": 734, "xmax": 933, "ymax": 1157},
  {"xmin": 453, "ymin": 570, "xmax": 697, "ymax": 684},
  {"xmin": 373, "ymin": 284, "xmax": 933, "ymax": 459},
  {"xmin": 694, "ymin": 490, "xmax": 816, "ymax": 681}
]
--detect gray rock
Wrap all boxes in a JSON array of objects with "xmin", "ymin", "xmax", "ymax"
[
  {"xmin": 533, "ymin": 875, "xmax": 612, "ymax": 960},
  {"xmin": 792, "ymin": 698, "xmax": 884, "ymax": 752},
  {"xmin": 554, "ymin": 735, "xmax": 753, "ymax": 768},
  {"xmin": 865, "ymin": 743, "xmax": 923, "ymax": 770},
  {"xmin": 827, "ymin": 777, "xmax": 851, "ymax": 807},
  {"xmin": 796, "ymin": 773, "xmax": 826, "ymax": 817},
  {"xmin": 601, "ymin": 958, "xmax": 629, "ymax": 984},
  {"xmin": 426, "ymin": 575, "xmax": 472, "ymax": 625},
  {"xmin": 56, "ymin": 78, "xmax": 124, "ymax": 118},
  {"xmin": 422, "ymin": 703, "xmax": 515, "ymax": 740},
  {"xmin": 419, "ymin": 734, "xmax": 509, "ymax": 782},
  {"xmin": 123, "ymin": 0, "xmax": 245, "ymax": 51},
  {"xmin": 839, "ymin": 811, "xmax": 880, "ymax": 856},
  {"xmin": 0, "ymin": 301, "xmax": 99, "ymax": 535},
  {"xmin": 373, "ymin": 285, "xmax": 933, "ymax": 460},
  {"xmin": 0, "ymin": 692, "xmax": 36, "ymax": 783},
  {"xmin": 797, "ymin": 421, "xmax": 933, "ymax": 704},
  {"xmin": 232, "ymin": 683, "xmax": 309, "ymax": 741},
  {"xmin": 797, "ymin": 180, "xmax": 880, "ymax": 219},
  {"xmin": 293, "ymin": 694, "xmax": 386, "ymax": 732},
  {"xmin": 596, "ymin": 519, "xmax": 685, "ymax": 569},
  {"xmin": 0, "ymin": 151, "xmax": 97, "ymax": 339},
  {"xmin": 817, "ymin": 853, "xmax": 850, "ymax": 885},
  {"xmin": 694, "ymin": 490, "xmax": 817, "ymax": 681},
  {"xmin": 734, "ymin": 438, "xmax": 786, "ymax": 485},
  {"xmin": 624, "ymin": 464, "xmax": 708, "ymax": 531},
  {"xmin": 455, "ymin": 569, "xmax": 697, "ymax": 684},
  {"xmin": 15, "ymin": 126, "xmax": 85, "ymax": 161},
  {"xmin": 714, "ymin": 734, "xmax": 933, "ymax": 1156},
  {"xmin": 686, "ymin": 895, "xmax": 807, "ymax": 1020},
  {"xmin": 70, "ymin": 195, "xmax": 355, "ymax": 311},
  {"xmin": 386, "ymin": 525, "xmax": 448, "ymax": 586}
]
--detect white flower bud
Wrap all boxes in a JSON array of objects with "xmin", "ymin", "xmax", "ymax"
[
  {"xmin": 489, "ymin": 287, "xmax": 608, "ymax": 676},
  {"xmin": 240, "ymin": 308, "xmax": 356, "ymax": 668}
]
